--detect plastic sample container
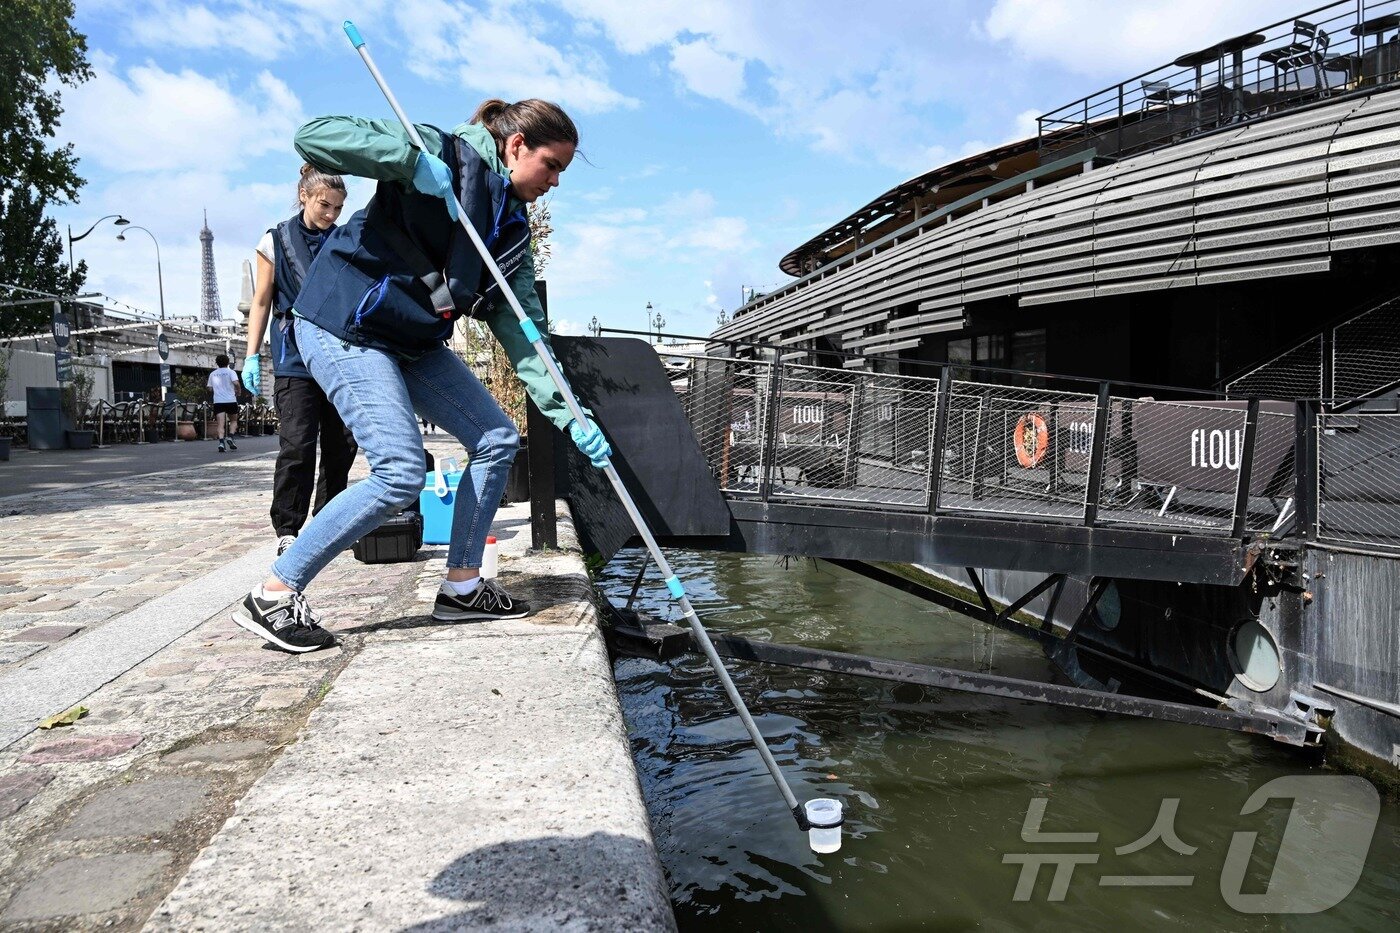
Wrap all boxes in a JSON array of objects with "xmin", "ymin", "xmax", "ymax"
[
  {"xmin": 482, "ymin": 536, "xmax": 499, "ymax": 579},
  {"xmin": 804, "ymin": 798, "xmax": 844, "ymax": 853}
]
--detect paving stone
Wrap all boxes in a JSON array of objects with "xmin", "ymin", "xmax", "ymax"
[
  {"xmin": 8, "ymin": 625, "xmax": 84, "ymax": 644},
  {"xmin": 254, "ymin": 688, "xmax": 308, "ymax": 711},
  {"xmin": 0, "ymin": 643, "xmax": 45, "ymax": 665},
  {"xmin": 0, "ymin": 770, "xmax": 54, "ymax": 819},
  {"xmin": 144, "ymin": 661, "xmax": 197, "ymax": 677},
  {"xmin": 20, "ymin": 733, "xmax": 144, "ymax": 763},
  {"xmin": 2, "ymin": 852, "xmax": 172, "ymax": 921},
  {"xmin": 55, "ymin": 777, "xmax": 211, "ymax": 839},
  {"xmin": 163, "ymin": 740, "xmax": 268, "ymax": 765},
  {"xmin": 24, "ymin": 599, "xmax": 78, "ymax": 613}
]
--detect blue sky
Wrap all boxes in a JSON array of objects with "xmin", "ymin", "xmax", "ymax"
[{"xmin": 50, "ymin": 0, "xmax": 1282, "ymax": 339}]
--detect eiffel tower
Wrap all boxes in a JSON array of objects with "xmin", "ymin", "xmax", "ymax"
[{"xmin": 199, "ymin": 209, "xmax": 223, "ymax": 323}]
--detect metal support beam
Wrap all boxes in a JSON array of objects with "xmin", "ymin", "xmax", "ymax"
[
  {"xmin": 926, "ymin": 366, "xmax": 952, "ymax": 513},
  {"xmin": 758, "ymin": 360, "xmax": 783, "ymax": 501},
  {"xmin": 994, "ymin": 573, "xmax": 1065, "ymax": 626},
  {"xmin": 1083, "ymin": 381, "xmax": 1112, "ymax": 526},
  {"xmin": 701, "ymin": 633, "xmax": 1315, "ymax": 745},
  {"xmin": 1230, "ymin": 397, "xmax": 1260, "ymax": 538},
  {"xmin": 965, "ymin": 567, "xmax": 994, "ymax": 619}
]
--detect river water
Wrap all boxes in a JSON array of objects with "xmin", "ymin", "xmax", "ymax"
[{"xmin": 599, "ymin": 549, "xmax": 1399, "ymax": 931}]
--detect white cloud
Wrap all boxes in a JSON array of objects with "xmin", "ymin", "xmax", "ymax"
[
  {"xmin": 984, "ymin": 0, "xmax": 1286, "ymax": 77},
  {"xmin": 123, "ymin": 2, "xmax": 292, "ymax": 60},
  {"xmin": 393, "ymin": 0, "xmax": 637, "ymax": 114},
  {"xmin": 62, "ymin": 54, "xmax": 305, "ymax": 174},
  {"xmin": 669, "ymin": 38, "xmax": 747, "ymax": 106},
  {"xmin": 551, "ymin": 318, "xmax": 587, "ymax": 336}
]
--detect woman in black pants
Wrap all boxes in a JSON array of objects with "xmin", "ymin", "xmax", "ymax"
[{"xmin": 242, "ymin": 164, "xmax": 358, "ymax": 554}]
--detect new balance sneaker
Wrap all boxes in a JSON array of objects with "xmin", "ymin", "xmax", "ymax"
[
  {"xmin": 226, "ymin": 438, "xmax": 238, "ymax": 450},
  {"xmin": 432, "ymin": 579, "xmax": 531, "ymax": 622},
  {"xmin": 217, "ymin": 441, "xmax": 226, "ymax": 453},
  {"xmin": 231, "ymin": 589, "xmax": 335, "ymax": 653},
  {"xmin": 276, "ymin": 534, "xmax": 296, "ymax": 556}
]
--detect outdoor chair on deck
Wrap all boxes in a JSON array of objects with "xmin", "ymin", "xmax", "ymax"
[
  {"xmin": 1259, "ymin": 20, "xmax": 1324, "ymax": 101},
  {"xmin": 1140, "ymin": 80, "xmax": 1192, "ymax": 112}
]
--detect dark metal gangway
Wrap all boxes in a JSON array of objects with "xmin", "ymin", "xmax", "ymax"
[
  {"xmin": 658, "ymin": 345, "xmax": 1298, "ymax": 588},
  {"xmin": 553, "ymin": 336, "xmax": 1327, "ymax": 747}
]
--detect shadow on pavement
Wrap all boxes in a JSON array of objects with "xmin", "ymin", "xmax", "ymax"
[{"xmin": 398, "ymin": 832, "xmax": 673, "ymax": 931}]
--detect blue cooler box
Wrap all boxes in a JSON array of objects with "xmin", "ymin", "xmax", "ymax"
[{"xmin": 420, "ymin": 468, "xmax": 464, "ymax": 545}]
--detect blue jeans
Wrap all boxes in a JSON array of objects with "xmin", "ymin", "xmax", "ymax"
[{"xmin": 272, "ymin": 319, "xmax": 519, "ymax": 592}]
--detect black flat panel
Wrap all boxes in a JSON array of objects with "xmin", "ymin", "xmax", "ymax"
[{"xmin": 554, "ymin": 336, "xmax": 731, "ymax": 558}]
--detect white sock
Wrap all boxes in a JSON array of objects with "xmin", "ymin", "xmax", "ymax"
[
  {"xmin": 445, "ymin": 577, "xmax": 481, "ymax": 596},
  {"xmin": 258, "ymin": 584, "xmax": 293, "ymax": 601}
]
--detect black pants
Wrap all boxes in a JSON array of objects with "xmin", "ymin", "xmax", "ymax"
[{"xmin": 271, "ymin": 375, "xmax": 358, "ymax": 537}]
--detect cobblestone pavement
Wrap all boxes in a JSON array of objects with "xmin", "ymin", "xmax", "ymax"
[{"xmin": 0, "ymin": 437, "xmax": 515, "ymax": 930}]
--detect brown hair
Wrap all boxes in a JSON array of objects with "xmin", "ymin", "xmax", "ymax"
[
  {"xmin": 295, "ymin": 162, "xmax": 345, "ymax": 208},
  {"xmin": 470, "ymin": 98, "xmax": 579, "ymax": 160}
]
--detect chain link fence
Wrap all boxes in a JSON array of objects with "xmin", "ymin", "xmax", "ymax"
[
  {"xmin": 1317, "ymin": 411, "xmax": 1400, "ymax": 551},
  {"xmin": 672, "ymin": 355, "xmax": 772, "ymax": 494}
]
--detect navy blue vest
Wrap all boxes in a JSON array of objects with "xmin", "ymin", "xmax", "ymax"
[
  {"xmin": 269, "ymin": 214, "xmax": 332, "ymax": 379},
  {"xmin": 293, "ymin": 128, "xmax": 530, "ymax": 359}
]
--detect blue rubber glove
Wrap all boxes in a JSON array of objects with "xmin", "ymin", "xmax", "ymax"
[
  {"xmin": 241, "ymin": 355, "xmax": 261, "ymax": 394},
  {"xmin": 412, "ymin": 152, "xmax": 459, "ymax": 220},
  {"xmin": 569, "ymin": 417, "xmax": 612, "ymax": 468}
]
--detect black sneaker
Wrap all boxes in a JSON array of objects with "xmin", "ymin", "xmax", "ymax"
[
  {"xmin": 432, "ymin": 579, "xmax": 530, "ymax": 622},
  {"xmin": 231, "ymin": 589, "xmax": 335, "ymax": 653},
  {"xmin": 227, "ymin": 438, "xmax": 238, "ymax": 450},
  {"xmin": 217, "ymin": 441, "xmax": 226, "ymax": 453},
  {"xmin": 276, "ymin": 534, "xmax": 296, "ymax": 556}
]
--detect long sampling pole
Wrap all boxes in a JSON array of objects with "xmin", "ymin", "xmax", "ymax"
[{"xmin": 342, "ymin": 21, "xmax": 809, "ymax": 830}]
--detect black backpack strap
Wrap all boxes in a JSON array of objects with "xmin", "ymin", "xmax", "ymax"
[{"xmin": 272, "ymin": 217, "xmax": 316, "ymax": 317}]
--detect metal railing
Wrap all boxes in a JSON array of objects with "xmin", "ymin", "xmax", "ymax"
[
  {"xmin": 1314, "ymin": 405, "xmax": 1400, "ymax": 551},
  {"xmin": 666, "ymin": 351, "xmax": 1299, "ymax": 539},
  {"xmin": 1038, "ymin": 0, "xmax": 1400, "ymax": 162},
  {"xmin": 1224, "ymin": 293, "xmax": 1400, "ymax": 402}
]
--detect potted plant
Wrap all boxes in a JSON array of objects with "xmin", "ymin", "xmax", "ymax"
[
  {"xmin": 62, "ymin": 368, "xmax": 96, "ymax": 450},
  {"xmin": 0, "ymin": 346, "xmax": 11, "ymax": 461},
  {"xmin": 171, "ymin": 374, "xmax": 205, "ymax": 440}
]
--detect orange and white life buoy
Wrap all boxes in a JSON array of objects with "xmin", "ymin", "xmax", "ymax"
[{"xmin": 1014, "ymin": 413, "xmax": 1049, "ymax": 468}]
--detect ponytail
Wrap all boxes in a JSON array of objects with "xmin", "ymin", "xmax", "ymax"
[{"xmin": 470, "ymin": 98, "xmax": 578, "ymax": 160}]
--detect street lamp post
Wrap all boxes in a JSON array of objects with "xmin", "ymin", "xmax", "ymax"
[
  {"xmin": 116, "ymin": 225, "xmax": 166, "ymax": 321},
  {"xmin": 716, "ymin": 307, "xmax": 729, "ymax": 327},
  {"xmin": 67, "ymin": 214, "xmax": 129, "ymax": 276},
  {"xmin": 646, "ymin": 302, "xmax": 666, "ymax": 344},
  {"xmin": 589, "ymin": 315, "xmax": 601, "ymax": 337}
]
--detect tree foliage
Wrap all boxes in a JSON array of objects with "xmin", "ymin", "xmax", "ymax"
[
  {"xmin": 1, "ymin": 0, "xmax": 91, "ymax": 203},
  {"xmin": 0, "ymin": 0, "xmax": 91, "ymax": 338}
]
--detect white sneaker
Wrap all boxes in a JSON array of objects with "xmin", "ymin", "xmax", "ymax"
[{"xmin": 277, "ymin": 535, "xmax": 296, "ymax": 556}]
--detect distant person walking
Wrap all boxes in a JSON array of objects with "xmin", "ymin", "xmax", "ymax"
[
  {"xmin": 242, "ymin": 164, "xmax": 357, "ymax": 555},
  {"xmin": 207, "ymin": 355, "xmax": 240, "ymax": 453}
]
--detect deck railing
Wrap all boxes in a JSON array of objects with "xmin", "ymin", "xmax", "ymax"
[
  {"xmin": 1037, "ymin": 0, "xmax": 1400, "ymax": 162},
  {"xmin": 666, "ymin": 351, "xmax": 1299, "ymax": 539}
]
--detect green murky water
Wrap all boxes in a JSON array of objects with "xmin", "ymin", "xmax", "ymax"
[{"xmin": 600, "ymin": 550, "xmax": 1399, "ymax": 931}]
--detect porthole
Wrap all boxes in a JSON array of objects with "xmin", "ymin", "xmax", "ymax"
[
  {"xmin": 1229, "ymin": 620, "xmax": 1282, "ymax": 693},
  {"xmin": 1091, "ymin": 581, "xmax": 1121, "ymax": 631}
]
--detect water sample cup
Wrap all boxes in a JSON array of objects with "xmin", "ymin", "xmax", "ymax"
[{"xmin": 804, "ymin": 798, "xmax": 844, "ymax": 853}]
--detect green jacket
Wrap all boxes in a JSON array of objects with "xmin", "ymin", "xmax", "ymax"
[{"xmin": 294, "ymin": 116, "xmax": 572, "ymax": 431}]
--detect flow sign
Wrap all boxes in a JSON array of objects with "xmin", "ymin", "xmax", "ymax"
[
  {"xmin": 54, "ymin": 350, "xmax": 72, "ymax": 383},
  {"xmin": 51, "ymin": 303, "xmax": 70, "ymax": 349},
  {"xmin": 157, "ymin": 332, "xmax": 170, "ymax": 360}
]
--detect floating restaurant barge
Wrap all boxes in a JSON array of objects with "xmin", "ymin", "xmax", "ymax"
[{"xmin": 559, "ymin": 2, "xmax": 1400, "ymax": 779}]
